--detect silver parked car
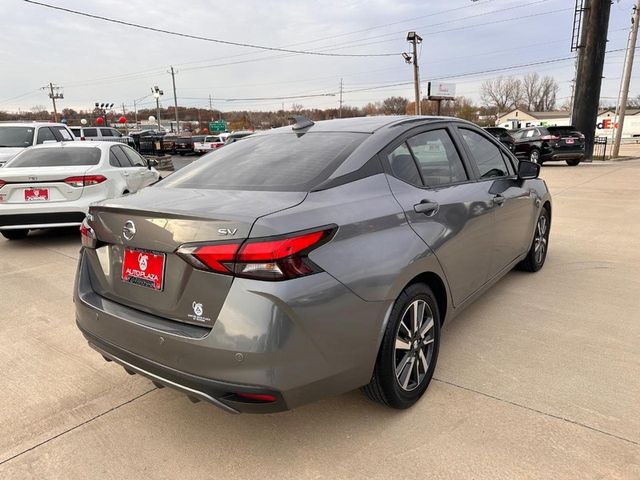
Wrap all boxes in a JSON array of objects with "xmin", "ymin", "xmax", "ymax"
[{"xmin": 75, "ymin": 116, "xmax": 551, "ymax": 413}]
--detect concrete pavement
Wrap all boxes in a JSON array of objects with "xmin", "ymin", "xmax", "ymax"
[{"xmin": 1, "ymin": 160, "xmax": 639, "ymax": 479}]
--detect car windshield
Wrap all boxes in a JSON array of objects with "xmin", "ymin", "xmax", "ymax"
[
  {"xmin": 6, "ymin": 147, "xmax": 102, "ymax": 167},
  {"xmin": 160, "ymin": 132, "xmax": 367, "ymax": 191},
  {"xmin": 0, "ymin": 126, "xmax": 35, "ymax": 147}
]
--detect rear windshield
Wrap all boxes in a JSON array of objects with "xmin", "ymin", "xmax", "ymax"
[
  {"xmin": 7, "ymin": 147, "xmax": 102, "ymax": 167},
  {"xmin": 161, "ymin": 132, "xmax": 367, "ymax": 191},
  {"xmin": 0, "ymin": 126, "xmax": 35, "ymax": 148},
  {"xmin": 547, "ymin": 126, "xmax": 580, "ymax": 135}
]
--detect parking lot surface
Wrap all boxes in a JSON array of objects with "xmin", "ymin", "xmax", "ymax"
[{"xmin": 1, "ymin": 160, "xmax": 639, "ymax": 479}]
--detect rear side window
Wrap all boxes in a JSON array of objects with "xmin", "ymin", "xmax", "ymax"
[
  {"xmin": 388, "ymin": 143, "xmax": 422, "ymax": 186},
  {"xmin": 547, "ymin": 126, "xmax": 580, "ymax": 135},
  {"xmin": 83, "ymin": 128, "xmax": 98, "ymax": 137},
  {"xmin": 161, "ymin": 133, "xmax": 367, "ymax": 191},
  {"xmin": 70, "ymin": 128, "xmax": 81, "ymax": 137},
  {"xmin": 110, "ymin": 146, "xmax": 132, "ymax": 167},
  {"xmin": 51, "ymin": 126, "xmax": 74, "ymax": 141},
  {"xmin": 36, "ymin": 127, "xmax": 57, "ymax": 144},
  {"xmin": 100, "ymin": 128, "xmax": 113, "ymax": 137},
  {"xmin": 7, "ymin": 147, "xmax": 101, "ymax": 167},
  {"xmin": 459, "ymin": 129, "xmax": 510, "ymax": 179},
  {"xmin": 407, "ymin": 129, "xmax": 467, "ymax": 186},
  {"xmin": 121, "ymin": 146, "xmax": 146, "ymax": 167}
]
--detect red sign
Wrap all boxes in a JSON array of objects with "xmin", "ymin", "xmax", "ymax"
[
  {"xmin": 24, "ymin": 188, "xmax": 49, "ymax": 202},
  {"xmin": 121, "ymin": 248, "xmax": 165, "ymax": 291}
]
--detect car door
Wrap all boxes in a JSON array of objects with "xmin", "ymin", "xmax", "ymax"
[
  {"xmin": 109, "ymin": 145, "xmax": 138, "ymax": 193},
  {"xmin": 120, "ymin": 145, "xmax": 156, "ymax": 190},
  {"xmin": 456, "ymin": 127, "xmax": 536, "ymax": 278},
  {"xmin": 383, "ymin": 125, "xmax": 494, "ymax": 307}
]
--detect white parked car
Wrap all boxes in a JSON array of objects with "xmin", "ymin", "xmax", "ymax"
[
  {"xmin": 194, "ymin": 134, "xmax": 225, "ymax": 154},
  {"xmin": 0, "ymin": 122, "xmax": 75, "ymax": 167},
  {"xmin": 0, "ymin": 142, "xmax": 159, "ymax": 239}
]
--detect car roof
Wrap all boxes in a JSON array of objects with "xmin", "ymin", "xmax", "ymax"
[
  {"xmin": 28, "ymin": 141, "xmax": 116, "ymax": 150},
  {"xmin": 259, "ymin": 115, "xmax": 470, "ymax": 135},
  {"xmin": 0, "ymin": 122, "xmax": 70, "ymax": 128}
]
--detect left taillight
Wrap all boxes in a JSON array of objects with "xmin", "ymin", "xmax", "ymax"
[
  {"xmin": 177, "ymin": 227, "xmax": 335, "ymax": 281},
  {"xmin": 64, "ymin": 175, "xmax": 107, "ymax": 187},
  {"xmin": 79, "ymin": 217, "xmax": 97, "ymax": 248},
  {"xmin": 0, "ymin": 179, "xmax": 6, "ymax": 189}
]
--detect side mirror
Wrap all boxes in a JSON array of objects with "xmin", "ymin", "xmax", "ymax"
[
  {"xmin": 517, "ymin": 160, "xmax": 540, "ymax": 180},
  {"xmin": 147, "ymin": 158, "xmax": 159, "ymax": 168}
]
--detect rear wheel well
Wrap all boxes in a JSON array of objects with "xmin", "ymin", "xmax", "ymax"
[
  {"xmin": 405, "ymin": 272, "xmax": 448, "ymax": 325},
  {"xmin": 543, "ymin": 200, "xmax": 551, "ymax": 221}
]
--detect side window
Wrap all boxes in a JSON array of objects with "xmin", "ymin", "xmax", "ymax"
[
  {"xmin": 121, "ymin": 146, "xmax": 146, "ymax": 167},
  {"xmin": 459, "ymin": 129, "xmax": 510, "ymax": 179},
  {"xmin": 407, "ymin": 129, "xmax": 467, "ymax": 186},
  {"xmin": 525, "ymin": 129, "xmax": 535, "ymax": 138},
  {"xmin": 36, "ymin": 127, "xmax": 56, "ymax": 144},
  {"xmin": 70, "ymin": 128, "xmax": 81, "ymax": 138},
  {"xmin": 111, "ymin": 146, "xmax": 132, "ymax": 167},
  {"xmin": 387, "ymin": 142, "xmax": 422, "ymax": 186},
  {"xmin": 100, "ymin": 128, "xmax": 113, "ymax": 137},
  {"xmin": 83, "ymin": 128, "xmax": 98, "ymax": 138},
  {"xmin": 50, "ymin": 126, "xmax": 74, "ymax": 141}
]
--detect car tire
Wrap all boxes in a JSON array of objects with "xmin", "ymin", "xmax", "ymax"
[
  {"xmin": 517, "ymin": 207, "xmax": 550, "ymax": 272},
  {"xmin": 1, "ymin": 229, "xmax": 29, "ymax": 240},
  {"xmin": 529, "ymin": 148, "xmax": 541, "ymax": 164},
  {"xmin": 566, "ymin": 158, "xmax": 581, "ymax": 166},
  {"xmin": 363, "ymin": 283, "xmax": 441, "ymax": 409}
]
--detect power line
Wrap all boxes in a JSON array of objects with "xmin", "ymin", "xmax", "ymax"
[{"xmin": 23, "ymin": 0, "xmax": 400, "ymax": 57}]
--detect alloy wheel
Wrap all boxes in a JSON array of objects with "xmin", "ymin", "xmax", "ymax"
[
  {"xmin": 533, "ymin": 214, "xmax": 548, "ymax": 264},
  {"xmin": 394, "ymin": 299, "xmax": 435, "ymax": 392}
]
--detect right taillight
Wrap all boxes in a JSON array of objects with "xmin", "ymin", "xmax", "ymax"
[
  {"xmin": 80, "ymin": 217, "xmax": 97, "ymax": 248},
  {"xmin": 177, "ymin": 227, "xmax": 335, "ymax": 281}
]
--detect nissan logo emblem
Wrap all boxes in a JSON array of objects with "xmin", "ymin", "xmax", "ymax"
[{"xmin": 122, "ymin": 220, "xmax": 136, "ymax": 241}]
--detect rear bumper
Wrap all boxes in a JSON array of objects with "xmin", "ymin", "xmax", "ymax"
[
  {"xmin": 74, "ymin": 250, "xmax": 389, "ymax": 413},
  {"xmin": 0, "ymin": 211, "xmax": 86, "ymax": 229},
  {"xmin": 541, "ymin": 151, "xmax": 585, "ymax": 161}
]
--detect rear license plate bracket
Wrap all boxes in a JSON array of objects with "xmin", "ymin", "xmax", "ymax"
[{"xmin": 121, "ymin": 248, "xmax": 166, "ymax": 291}]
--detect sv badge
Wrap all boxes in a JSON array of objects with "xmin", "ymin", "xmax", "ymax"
[{"xmin": 218, "ymin": 228, "xmax": 238, "ymax": 236}]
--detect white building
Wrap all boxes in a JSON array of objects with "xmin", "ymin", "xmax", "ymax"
[{"xmin": 496, "ymin": 108, "xmax": 640, "ymax": 138}]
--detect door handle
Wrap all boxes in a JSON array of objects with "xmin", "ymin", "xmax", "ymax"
[
  {"xmin": 414, "ymin": 200, "xmax": 439, "ymax": 216},
  {"xmin": 493, "ymin": 194, "xmax": 506, "ymax": 206}
]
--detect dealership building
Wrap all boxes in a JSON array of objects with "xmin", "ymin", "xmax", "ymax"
[{"xmin": 496, "ymin": 108, "xmax": 640, "ymax": 138}]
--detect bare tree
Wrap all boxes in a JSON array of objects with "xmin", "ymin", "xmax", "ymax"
[
  {"xmin": 535, "ymin": 76, "xmax": 559, "ymax": 111},
  {"xmin": 480, "ymin": 76, "xmax": 523, "ymax": 112},
  {"xmin": 523, "ymin": 73, "xmax": 542, "ymax": 111},
  {"xmin": 381, "ymin": 96, "xmax": 408, "ymax": 115}
]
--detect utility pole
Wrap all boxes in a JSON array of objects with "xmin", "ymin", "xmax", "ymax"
[
  {"xmin": 339, "ymin": 78, "xmax": 344, "ymax": 118},
  {"xmin": 169, "ymin": 66, "xmax": 179, "ymax": 132},
  {"xmin": 209, "ymin": 94, "xmax": 214, "ymax": 121},
  {"xmin": 612, "ymin": 1, "xmax": 640, "ymax": 158},
  {"xmin": 405, "ymin": 32, "xmax": 422, "ymax": 115},
  {"xmin": 133, "ymin": 99, "xmax": 138, "ymax": 125},
  {"xmin": 571, "ymin": 0, "xmax": 612, "ymax": 160},
  {"xmin": 43, "ymin": 83, "xmax": 63, "ymax": 122}
]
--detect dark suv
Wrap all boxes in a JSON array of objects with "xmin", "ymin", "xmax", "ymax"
[
  {"xmin": 512, "ymin": 126, "xmax": 585, "ymax": 166},
  {"xmin": 483, "ymin": 127, "xmax": 515, "ymax": 152}
]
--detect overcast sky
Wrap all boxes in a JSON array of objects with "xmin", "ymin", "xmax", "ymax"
[{"xmin": 1, "ymin": 0, "xmax": 638, "ymax": 114}]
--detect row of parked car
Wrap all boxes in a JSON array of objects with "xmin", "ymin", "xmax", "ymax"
[{"xmin": 484, "ymin": 125, "xmax": 586, "ymax": 166}]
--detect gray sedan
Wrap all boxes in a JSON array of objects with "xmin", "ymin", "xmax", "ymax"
[{"xmin": 74, "ymin": 115, "xmax": 551, "ymax": 413}]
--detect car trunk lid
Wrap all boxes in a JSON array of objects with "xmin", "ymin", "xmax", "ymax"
[
  {"xmin": 84, "ymin": 186, "xmax": 306, "ymax": 327},
  {"xmin": 0, "ymin": 166, "xmax": 90, "ymax": 203}
]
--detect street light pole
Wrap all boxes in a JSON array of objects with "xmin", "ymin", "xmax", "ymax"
[
  {"xmin": 612, "ymin": 1, "xmax": 640, "ymax": 158},
  {"xmin": 169, "ymin": 66, "xmax": 179, "ymax": 133},
  {"xmin": 152, "ymin": 86, "xmax": 163, "ymax": 130}
]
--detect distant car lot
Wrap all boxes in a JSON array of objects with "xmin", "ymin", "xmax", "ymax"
[{"xmin": 0, "ymin": 159, "xmax": 638, "ymax": 478}]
